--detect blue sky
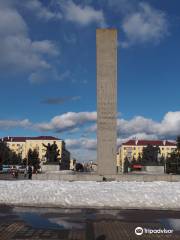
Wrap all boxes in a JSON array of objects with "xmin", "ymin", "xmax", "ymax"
[{"xmin": 0, "ymin": 0, "xmax": 180, "ymax": 161}]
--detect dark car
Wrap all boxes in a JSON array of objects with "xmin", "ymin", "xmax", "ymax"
[{"xmin": 2, "ymin": 165, "xmax": 11, "ymax": 173}]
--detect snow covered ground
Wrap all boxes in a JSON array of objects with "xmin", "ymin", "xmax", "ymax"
[{"xmin": 0, "ymin": 180, "xmax": 180, "ymax": 209}]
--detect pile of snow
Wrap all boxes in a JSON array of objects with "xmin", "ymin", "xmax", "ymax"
[{"xmin": 0, "ymin": 181, "xmax": 180, "ymax": 209}]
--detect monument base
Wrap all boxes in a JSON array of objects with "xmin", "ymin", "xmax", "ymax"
[
  {"xmin": 41, "ymin": 164, "xmax": 59, "ymax": 172},
  {"xmin": 32, "ymin": 172, "xmax": 180, "ymax": 182},
  {"xmin": 145, "ymin": 166, "xmax": 165, "ymax": 173},
  {"xmin": 33, "ymin": 172, "xmax": 103, "ymax": 181}
]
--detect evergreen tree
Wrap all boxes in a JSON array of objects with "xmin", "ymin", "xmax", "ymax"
[
  {"xmin": 123, "ymin": 157, "xmax": 130, "ymax": 173},
  {"xmin": 165, "ymin": 151, "xmax": 178, "ymax": 174},
  {"xmin": 176, "ymin": 136, "xmax": 180, "ymax": 156},
  {"xmin": 159, "ymin": 155, "xmax": 165, "ymax": 166},
  {"xmin": 28, "ymin": 149, "xmax": 40, "ymax": 171},
  {"xmin": 0, "ymin": 141, "xmax": 11, "ymax": 164},
  {"xmin": 137, "ymin": 153, "xmax": 142, "ymax": 164},
  {"xmin": 0, "ymin": 141, "xmax": 21, "ymax": 166},
  {"xmin": 165, "ymin": 137, "xmax": 180, "ymax": 169},
  {"xmin": 142, "ymin": 144, "xmax": 160, "ymax": 165}
]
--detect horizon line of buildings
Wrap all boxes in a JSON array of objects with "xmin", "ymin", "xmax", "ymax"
[
  {"xmin": 0, "ymin": 136, "xmax": 70, "ymax": 169},
  {"xmin": 117, "ymin": 139, "xmax": 177, "ymax": 171},
  {"xmin": 0, "ymin": 136, "xmax": 177, "ymax": 171}
]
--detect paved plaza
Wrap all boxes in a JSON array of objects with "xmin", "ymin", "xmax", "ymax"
[
  {"xmin": 0, "ymin": 206, "xmax": 180, "ymax": 240},
  {"xmin": 0, "ymin": 173, "xmax": 25, "ymax": 181},
  {"xmin": 2, "ymin": 171, "xmax": 180, "ymax": 182}
]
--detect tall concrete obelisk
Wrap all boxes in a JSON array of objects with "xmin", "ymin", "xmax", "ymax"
[{"xmin": 96, "ymin": 29, "xmax": 117, "ymax": 175}]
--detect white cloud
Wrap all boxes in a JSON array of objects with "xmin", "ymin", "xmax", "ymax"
[
  {"xmin": 107, "ymin": 0, "xmax": 135, "ymax": 14},
  {"xmin": 17, "ymin": 0, "xmax": 62, "ymax": 21},
  {"xmin": 5, "ymin": 0, "xmax": 106, "ymax": 27},
  {"xmin": 0, "ymin": 4, "xmax": 59, "ymax": 75},
  {"xmin": 117, "ymin": 116, "xmax": 157, "ymax": 137},
  {"xmin": 117, "ymin": 112, "xmax": 180, "ymax": 139},
  {"xmin": 32, "ymin": 40, "xmax": 59, "ymax": 56},
  {"xmin": 66, "ymin": 137, "xmax": 97, "ymax": 162},
  {"xmin": 85, "ymin": 111, "xmax": 180, "ymax": 140},
  {"xmin": 2, "ymin": 111, "xmax": 180, "ymax": 140},
  {"xmin": 62, "ymin": 1, "xmax": 106, "ymax": 27},
  {"xmin": 0, "ymin": 6, "xmax": 27, "ymax": 38},
  {"xmin": 0, "ymin": 36, "xmax": 51, "ymax": 72},
  {"xmin": 86, "ymin": 124, "xmax": 97, "ymax": 132},
  {"xmin": 158, "ymin": 112, "xmax": 180, "ymax": 137},
  {"xmin": 122, "ymin": 2, "xmax": 168, "ymax": 47},
  {"xmin": 0, "ymin": 119, "xmax": 31, "ymax": 130},
  {"xmin": 66, "ymin": 138, "xmax": 96, "ymax": 150},
  {"xmin": 36, "ymin": 112, "xmax": 97, "ymax": 132}
]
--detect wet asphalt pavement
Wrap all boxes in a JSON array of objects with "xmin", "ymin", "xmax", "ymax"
[{"xmin": 1, "ymin": 206, "xmax": 180, "ymax": 239}]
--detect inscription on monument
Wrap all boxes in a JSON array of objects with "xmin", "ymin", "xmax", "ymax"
[{"xmin": 96, "ymin": 29, "xmax": 117, "ymax": 175}]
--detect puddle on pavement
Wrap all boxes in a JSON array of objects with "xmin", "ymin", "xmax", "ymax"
[
  {"xmin": 160, "ymin": 218, "xmax": 180, "ymax": 232},
  {"xmin": 13, "ymin": 207, "xmax": 180, "ymax": 234},
  {"xmin": 14, "ymin": 208, "xmax": 122, "ymax": 231},
  {"xmin": 16, "ymin": 211, "xmax": 85, "ymax": 230},
  {"xmin": 17, "ymin": 212, "xmax": 62, "ymax": 230}
]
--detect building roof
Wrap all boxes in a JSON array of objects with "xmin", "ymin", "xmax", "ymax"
[
  {"xmin": 1, "ymin": 136, "xmax": 60, "ymax": 142},
  {"xmin": 122, "ymin": 139, "xmax": 176, "ymax": 146}
]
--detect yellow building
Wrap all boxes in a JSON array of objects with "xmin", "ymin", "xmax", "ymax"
[
  {"xmin": 70, "ymin": 159, "xmax": 76, "ymax": 170},
  {"xmin": 118, "ymin": 139, "xmax": 176, "ymax": 170},
  {"xmin": 2, "ymin": 136, "xmax": 70, "ymax": 168},
  {"xmin": 116, "ymin": 152, "xmax": 121, "ymax": 172}
]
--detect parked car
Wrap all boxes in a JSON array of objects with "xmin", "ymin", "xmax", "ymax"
[
  {"xmin": 131, "ymin": 164, "xmax": 143, "ymax": 171},
  {"xmin": 17, "ymin": 166, "xmax": 26, "ymax": 173},
  {"xmin": 2, "ymin": 165, "xmax": 11, "ymax": 173}
]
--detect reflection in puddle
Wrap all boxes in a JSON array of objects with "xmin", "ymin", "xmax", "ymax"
[
  {"xmin": 161, "ymin": 218, "xmax": 180, "ymax": 232},
  {"xmin": 13, "ymin": 207, "xmax": 82, "ymax": 214},
  {"xmin": 12, "ymin": 207, "xmax": 180, "ymax": 235},
  {"xmin": 17, "ymin": 212, "xmax": 62, "ymax": 230},
  {"xmin": 17, "ymin": 211, "xmax": 85, "ymax": 230},
  {"xmin": 49, "ymin": 218, "xmax": 85, "ymax": 229}
]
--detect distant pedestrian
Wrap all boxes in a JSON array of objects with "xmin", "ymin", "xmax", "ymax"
[
  {"xmin": 28, "ymin": 165, "xmax": 32, "ymax": 180},
  {"xmin": 15, "ymin": 169, "xmax": 18, "ymax": 179},
  {"xmin": 14, "ymin": 169, "xmax": 19, "ymax": 179},
  {"xmin": 39, "ymin": 166, "xmax": 42, "ymax": 173},
  {"xmin": 24, "ymin": 167, "xmax": 27, "ymax": 178}
]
